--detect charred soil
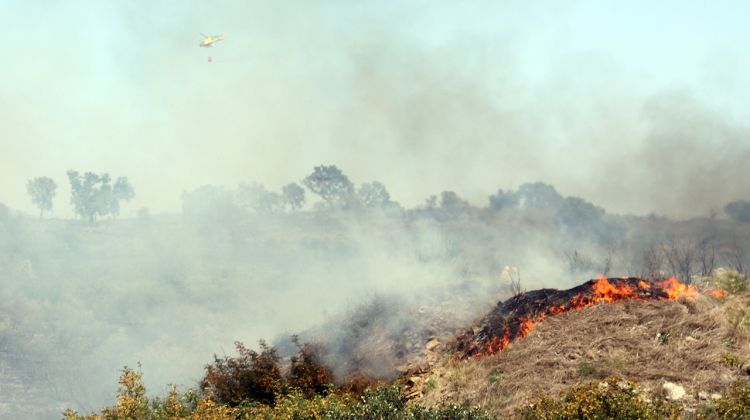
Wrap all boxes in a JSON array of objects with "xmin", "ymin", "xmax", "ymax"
[{"xmin": 410, "ymin": 279, "xmax": 750, "ymax": 417}]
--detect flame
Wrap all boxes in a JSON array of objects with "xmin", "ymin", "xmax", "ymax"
[
  {"xmin": 710, "ymin": 289, "xmax": 727, "ymax": 299},
  {"xmin": 484, "ymin": 328, "xmax": 510, "ymax": 355},
  {"xmin": 518, "ymin": 317, "xmax": 536, "ymax": 338},
  {"xmin": 469, "ymin": 276, "xmax": 700, "ymax": 357},
  {"xmin": 657, "ymin": 277, "xmax": 697, "ymax": 300}
]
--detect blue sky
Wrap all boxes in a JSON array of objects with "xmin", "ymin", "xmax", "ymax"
[{"xmin": 1, "ymin": 1, "xmax": 749, "ymax": 217}]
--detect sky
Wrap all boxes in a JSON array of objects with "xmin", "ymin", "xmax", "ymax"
[{"xmin": 1, "ymin": 0, "xmax": 749, "ymax": 218}]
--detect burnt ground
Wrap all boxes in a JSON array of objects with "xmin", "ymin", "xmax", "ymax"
[
  {"xmin": 455, "ymin": 277, "xmax": 687, "ymax": 358},
  {"xmin": 413, "ymin": 290, "xmax": 750, "ymax": 417}
]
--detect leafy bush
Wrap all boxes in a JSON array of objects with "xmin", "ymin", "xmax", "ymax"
[
  {"xmin": 707, "ymin": 379, "xmax": 750, "ymax": 419},
  {"xmin": 64, "ymin": 370, "xmax": 490, "ymax": 420},
  {"xmin": 487, "ymin": 368, "xmax": 504, "ymax": 384},
  {"xmin": 577, "ymin": 362, "xmax": 602, "ymax": 378},
  {"xmin": 322, "ymin": 384, "xmax": 491, "ymax": 420},
  {"xmin": 63, "ymin": 366, "xmax": 208, "ymax": 420},
  {"xmin": 516, "ymin": 377, "xmax": 682, "ymax": 420},
  {"xmin": 706, "ymin": 268, "xmax": 749, "ymax": 295},
  {"xmin": 199, "ymin": 340, "xmax": 283, "ymax": 406},
  {"xmin": 288, "ymin": 335, "xmax": 333, "ymax": 398}
]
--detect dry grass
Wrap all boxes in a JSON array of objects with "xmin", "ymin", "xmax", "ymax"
[{"xmin": 416, "ymin": 293, "xmax": 750, "ymax": 417}]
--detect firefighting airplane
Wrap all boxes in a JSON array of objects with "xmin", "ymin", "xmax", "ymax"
[{"xmin": 199, "ymin": 33, "xmax": 226, "ymax": 47}]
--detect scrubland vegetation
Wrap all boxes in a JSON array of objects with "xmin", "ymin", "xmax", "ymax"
[{"xmin": 2, "ymin": 165, "xmax": 750, "ymax": 418}]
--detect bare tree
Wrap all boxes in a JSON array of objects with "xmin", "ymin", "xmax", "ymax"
[
  {"xmin": 565, "ymin": 249, "xmax": 594, "ymax": 275},
  {"xmin": 697, "ymin": 239, "xmax": 717, "ymax": 278},
  {"xmin": 641, "ymin": 244, "xmax": 664, "ymax": 278},
  {"xmin": 661, "ymin": 237, "xmax": 697, "ymax": 284},
  {"xmin": 725, "ymin": 241, "xmax": 748, "ymax": 275},
  {"xmin": 501, "ymin": 266, "xmax": 523, "ymax": 296}
]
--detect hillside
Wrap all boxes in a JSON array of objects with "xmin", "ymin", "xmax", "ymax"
[
  {"xmin": 412, "ymin": 278, "xmax": 750, "ymax": 417},
  {"xmin": 58, "ymin": 272, "xmax": 750, "ymax": 419}
]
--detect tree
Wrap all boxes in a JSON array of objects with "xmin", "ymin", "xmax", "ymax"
[
  {"xmin": 282, "ymin": 182, "xmax": 305, "ymax": 211},
  {"xmin": 555, "ymin": 197, "xmax": 606, "ymax": 239},
  {"xmin": 67, "ymin": 170, "xmax": 135, "ymax": 222},
  {"xmin": 181, "ymin": 185, "xmax": 238, "ymax": 220},
  {"xmin": 565, "ymin": 249, "xmax": 595, "ymax": 275},
  {"xmin": 488, "ymin": 188, "xmax": 519, "ymax": 210},
  {"xmin": 725, "ymin": 200, "xmax": 750, "ymax": 223},
  {"xmin": 237, "ymin": 182, "xmax": 285, "ymax": 213},
  {"xmin": 357, "ymin": 181, "xmax": 392, "ymax": 209},
  {"xmin": 109, "ymin": 177, "xmax": 135, "ymax": 217},
  {"xmin": 515, "ymin": 182, "xmax": 563, "ymax": 209},
  {"xmin": 302, "ymin": 165, "xmax": 355, "ymax": 209},
  {"xmin": 439, "ymin": 191, "xmax": 471, "ymax": 217},
  {"xmin": 423, "ymin": 195, "xmax": 437, "ymax": 210},
  {"xmin": 26, "ymin": 177, "xmax": 57, "ymax": 218},
  {"xmin": 641, "ymin": 244, "xmax": 664, "ymax": 278},
  {"xmin": 67, "ymin": 171, "xmax": 100, "ymax": 222},
  {"xmin": 697, "ymin": 239, "xmax": 717, "ymax": 278},
  {"xmin": 661, "ymin": 237, "xmax": 698, "ymax": 284}
]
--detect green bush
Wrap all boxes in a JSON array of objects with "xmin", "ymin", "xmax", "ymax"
[
  {"xmin": 515, "ymin": 377, "xmax": 682, "ymax": 420},
  {"xmin": 199, "ymin": 340, "xmax": 283, "ymax": 406},
  {"xmin": 705, "ymin": 379, "xmax": 750, "ymax": 419},
  {"xmin": 64, "ymin": 366, "xmax": 491, "ymax": 420},
  {"xmin": 288, "ymin": 335, "xmax": 333, "ymax": 398},
  {"xmin": 706, "ymin": 268, "xmax": 749, "ymax": 295},
  {"xmin": 321, "ymin": 384, "xmax": 491, "ymax": 420},
  {"xmin": 577, "ymin": 362, "xmax": 602, "ymax": 378}
]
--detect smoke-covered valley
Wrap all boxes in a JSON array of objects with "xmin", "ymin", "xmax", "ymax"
[{"xmin": 1, "ymin": 172, "xmax": 749, "ymax": 418}]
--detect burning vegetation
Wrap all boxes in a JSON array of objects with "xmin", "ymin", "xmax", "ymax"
[
  {"xmin": 456, "ymin": 276, "xmax": 699, "ymax": 358},
  {"xmin": 63, "ymin": 270, "xmax": 750, "ymax": 419}
]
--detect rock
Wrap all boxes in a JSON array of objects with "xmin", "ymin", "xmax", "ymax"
[
  {"xmin": 711, "ymin": 393, "xmax": 722, "ymax": 400},
  {"xmin": 426, "ymin": 339, "xmax": 440, "ymax": 351},
  {"xmin": 698, "ymin": 391, "xmax": 710, "ymax": 400},
  {"xmin": 663, "ymin": 382, "xmax": 686, "ymax": 401}
]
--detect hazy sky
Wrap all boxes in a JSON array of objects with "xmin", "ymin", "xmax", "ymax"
[{"xmin": 2, "ymin": 0, "xmax": 749, "ymax": 218}]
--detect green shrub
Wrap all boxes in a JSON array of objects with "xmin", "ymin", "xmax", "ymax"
[
  {"xmin": 577, "ymin": 362, "xmax": 602, "ymax": 378},
  {"xmin": 325, "ymin": 384, "xmax": 491, "ymax": 420},
  {"xmin": 707, "ymin": 379, "xmax": 750, "ymax": 419},
  {"xmin": 424, "ymin": 376, "xmax": 438, "ymax": 393},
  {"xmin": 720, "ymin": 353, "xmax": 744, "ymax": 370},
  {"xmin": 199, "ymin": 340, "xmax": 282, "ymax": 406},
  {"xmin": 487, "ymin": 368, "xmax": 503, "ymax": 384},
  {"xmin": 64, "ymin": 365, "xmax": 491, "ymax": 420},
  {"xmin": 288, "ymin": 335, "xmax": 333, "ymax": 398},
  {"xmin": 515, "ymin": 377, "xmax": 682, "ymax": 420},
  {"xmin": 706, "ymin": 268, "xmax": 749, "ymax": 294}
]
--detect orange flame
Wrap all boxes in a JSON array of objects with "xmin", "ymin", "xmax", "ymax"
[
  {"xmin": 710, "ymin": 289, "xmax": 727, "ymax": 299},
  {"xmin": 473, "ymin": 276, "xmax": 700, "ymax": 357},
  {"xmin": 657, "ymin": 277, "xmax": 697, "ymax": 300},
  {"xmin": 518, "ymin": 317, "xmax": 536, "ymax": 338},
  {"xmin": 484, "ymin": 327, "xmax": 511, "ymax": 355}
]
